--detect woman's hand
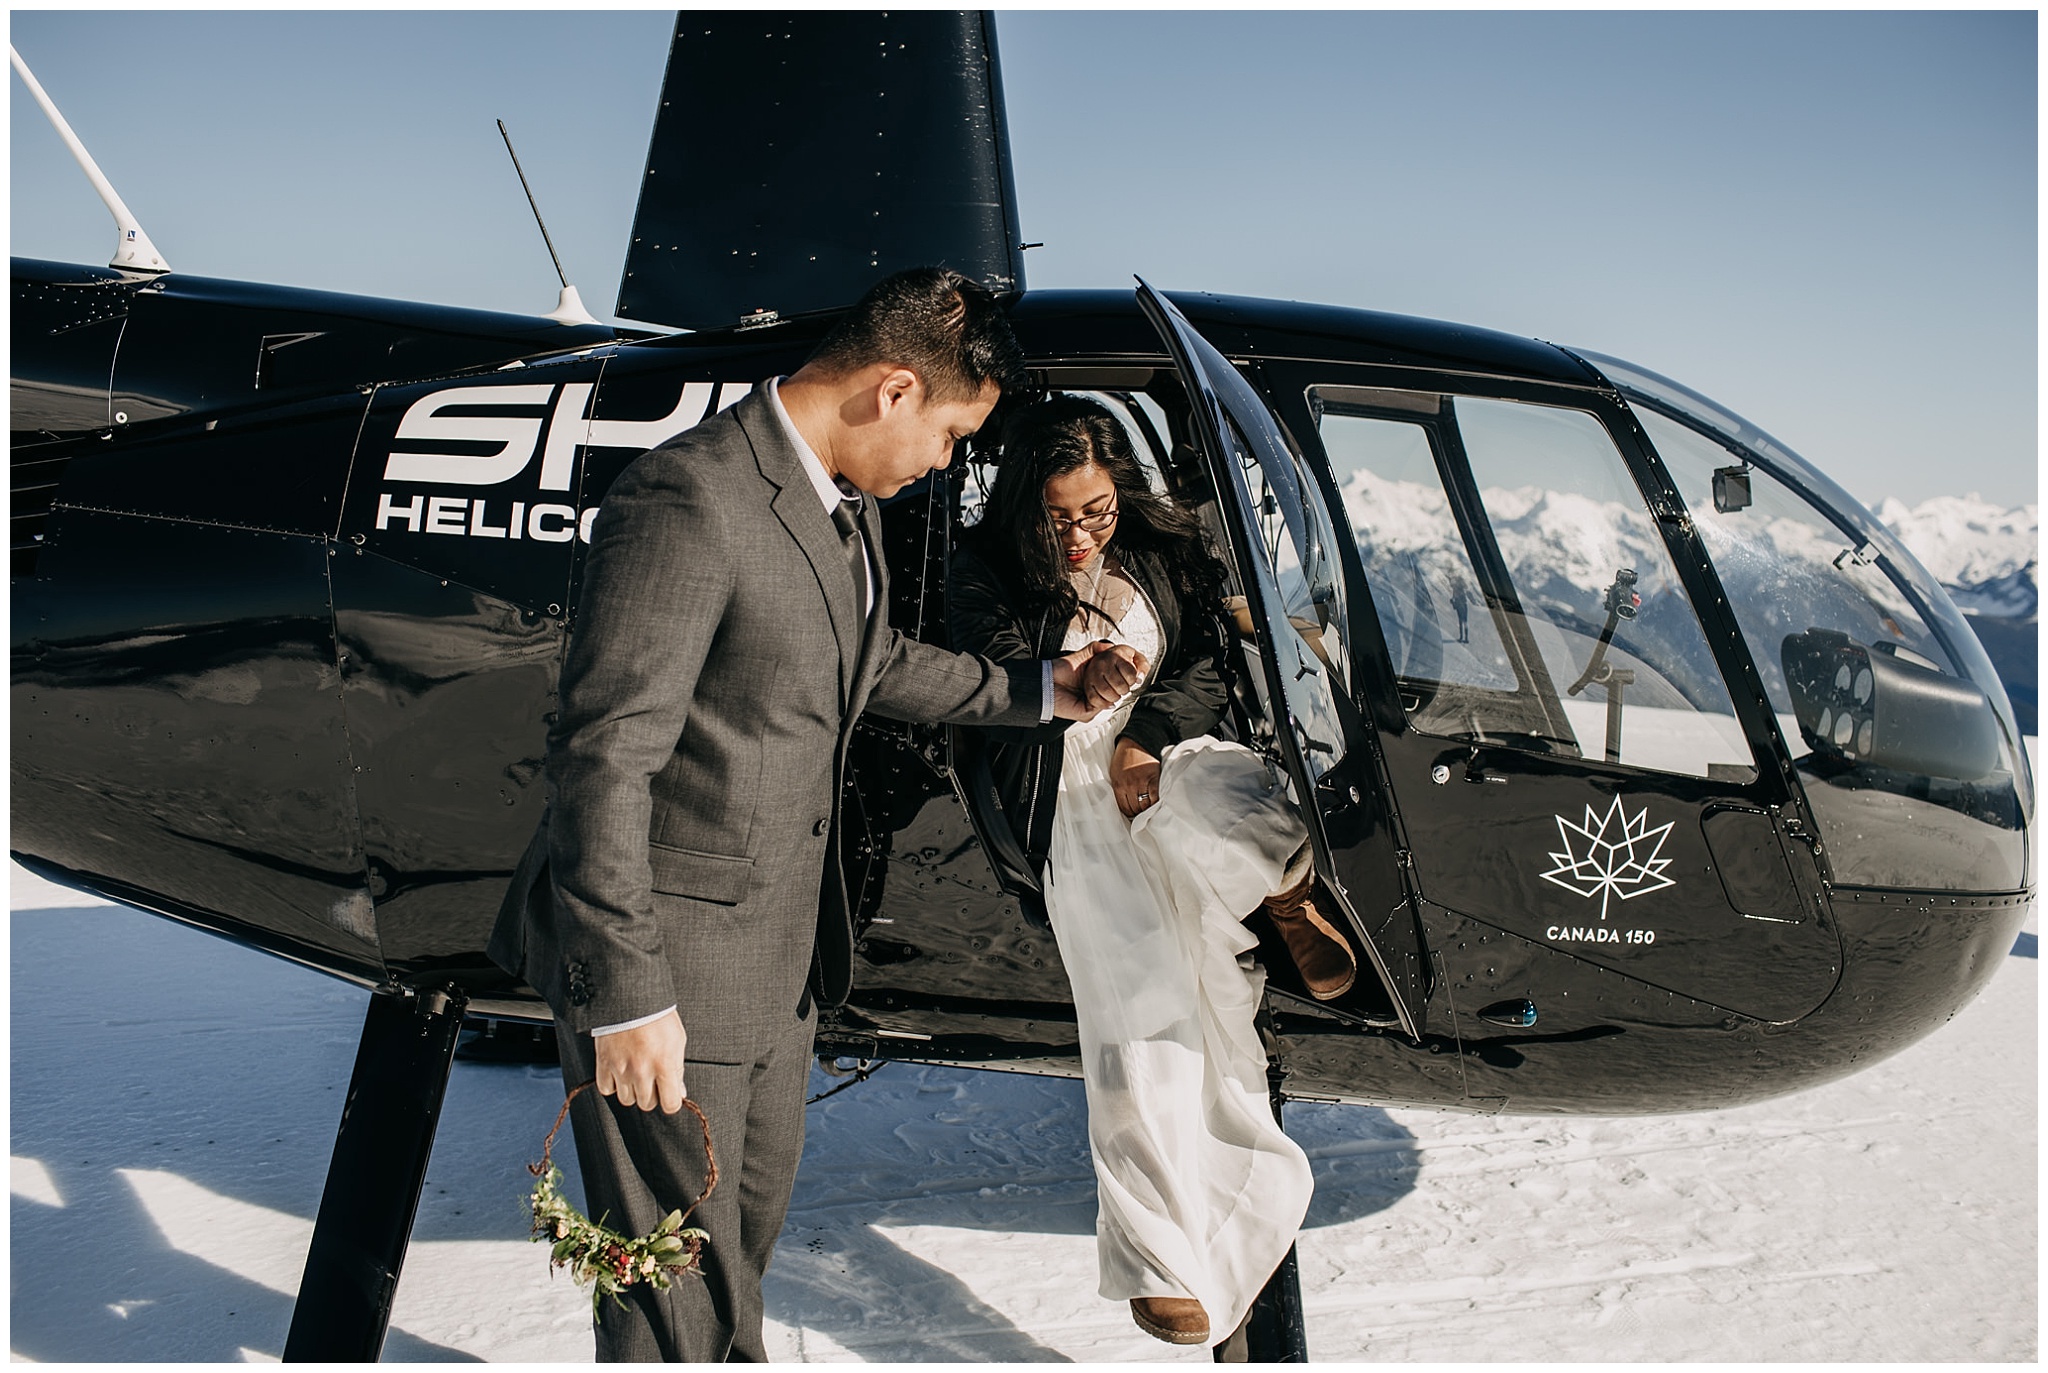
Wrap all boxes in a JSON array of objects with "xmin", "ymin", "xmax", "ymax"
[
  {"xmin": 1052, "ymin": 641, "xmax": 1148, "ymax": 717},
  {"xmin": 1079, "ymin": 641, "xmax": 1147, "ymax": 709},
  {"xmin": 1110, "ymin": 738, "xmax": 1163, "ymax": 818}
]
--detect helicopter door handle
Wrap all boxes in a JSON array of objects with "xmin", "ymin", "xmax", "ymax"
[
  {"xmin": 1478, "ymin": 999, "xmax": 1538, "ymax": 1028},
  {"xmin": 1464, "ymin": 763, "xmax": 1507, "ymax": 785}
]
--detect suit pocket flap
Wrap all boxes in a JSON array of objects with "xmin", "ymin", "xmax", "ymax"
[{"xmin": 648, "ymin": 842, "xmax": 754, "ymax": 905}]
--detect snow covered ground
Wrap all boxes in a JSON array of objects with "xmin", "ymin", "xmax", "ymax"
[{"xmin": 10, "ymin": 857, "xmax": 2036, "ymax": 1363}]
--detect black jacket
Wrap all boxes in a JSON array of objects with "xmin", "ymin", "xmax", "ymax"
[{"xmin": 948, "ymin": 539, "xmax": 1233, "ymax": 922}]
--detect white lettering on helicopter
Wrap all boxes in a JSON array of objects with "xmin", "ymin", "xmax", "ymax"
[
  {"xmin": 381, "ymin": 380, "xmax": 733, "ymax": 488},
  {"xmin": 1545, "ymin": 926, "xmax": 1657, "ymax": 945},
  {"xmin": 383, "ymin": 384, "xmax": 556, "ymax": 485},
  {"xmin": 367, "ymin": 380, "xmax": 741, "ymax": 545},
  {"xmin": 375, "ymin": 493, "xmax": 595, "ymax": 543}
]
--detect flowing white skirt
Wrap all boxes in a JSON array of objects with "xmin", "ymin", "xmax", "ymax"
[{"xmin": 1045, "ymin": 705, "xmax": 1315, "ymax": 1341}]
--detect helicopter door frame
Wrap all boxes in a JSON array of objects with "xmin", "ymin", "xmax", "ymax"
[
  {"xmin": 1136, "ymin": 280, "xmax": 1428, "ymax": 1040},
  {"xmin": 1259, "ymin": 360, "xmax": 1843, "ymax": 1025},
  {"xmin": 1424, "ymin": 403, "xmax": 1582, "ymax": 749}
]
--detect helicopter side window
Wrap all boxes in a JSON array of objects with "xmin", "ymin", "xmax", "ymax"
[
  {"xmin": 1314, "ymin": 394, "xmax": 1581, "ymax": 754},
  {"xmin": 1310, "ymin": 387, "xmax": 1755, "ymax": 781},
  {"xmin": 1451, "ymin": 397, "xmax": 1755, "ymax": 781},
  {"xmin": 1315, "ymin": 407, "xmax": 1518, "ymax": 695},
  {"xmin": 1636, "ymin": 405, "xmax": 2026, "ymax": 891},
  {"xmin": 1227, "ymin": 412, "xmax": 1354, "ymax": 778}
]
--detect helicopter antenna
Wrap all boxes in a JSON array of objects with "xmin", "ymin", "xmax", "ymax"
[
  {"xmin": 496, "ymin": 118, "xmax": 599, "ymax": 326},
  {"xmin": 10, "ymin": 45, "xmax": 169, "ymax": 275}
]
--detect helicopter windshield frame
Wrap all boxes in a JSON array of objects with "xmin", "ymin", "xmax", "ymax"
[{"xmin": 1571, "ymin": 346, "xmax": 2032, "ymax": 893}]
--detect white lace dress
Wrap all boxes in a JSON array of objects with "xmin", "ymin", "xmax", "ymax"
[{"xmin": 1043, "ymin": 584, "xmax": 1314, "ymax": 1342}]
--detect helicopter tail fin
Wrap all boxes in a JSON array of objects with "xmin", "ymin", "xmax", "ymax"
[{"xmin": 615, "ymin": 11, "xmax": 1025, "ymax": 331}]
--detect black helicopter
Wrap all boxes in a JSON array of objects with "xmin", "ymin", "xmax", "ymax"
[{"xmin": 12, "ymin": 12, "xmax": 2032, "ymax": 1363}]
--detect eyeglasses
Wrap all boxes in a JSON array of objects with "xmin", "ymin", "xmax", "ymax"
[{"xmin": 1050, "ymin": 507, "xmax": 1119, "ymax": 535}]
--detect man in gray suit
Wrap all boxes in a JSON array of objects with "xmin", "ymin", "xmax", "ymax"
[{"xmin": 491, "ymin": 268, "xmax": 1138, "ymax": 1360}]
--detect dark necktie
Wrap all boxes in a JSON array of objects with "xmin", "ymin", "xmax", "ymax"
[{"xmin": 829, "ymin": 496, "xmax": 869, "ymax": 623}]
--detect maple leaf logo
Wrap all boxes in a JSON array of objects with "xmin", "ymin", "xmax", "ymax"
[{"xmin": 1540, "ymin": 796, "xmax": 1677, "ymax": 920}]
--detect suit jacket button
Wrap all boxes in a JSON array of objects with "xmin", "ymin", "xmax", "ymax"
[{"xmin": 812, "ymin": 817, "xmax": 830, "ymax": 837}]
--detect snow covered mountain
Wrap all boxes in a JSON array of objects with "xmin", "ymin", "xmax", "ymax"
[
  {"xmin": 1334, "ymin": 470, "xmax": 2037, "ymax": 733},
  {"xmin": 1877, "ymin": 493, "xmax": 2037, "ymax": 733},
  {"xmin": 1876, "ymin": 494, "xmax": 2038, "ymax": 620}
]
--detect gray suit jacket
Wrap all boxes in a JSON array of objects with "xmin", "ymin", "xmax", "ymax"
[{"xmin": 489, "ymin": 385, "xmax": 1041, "ymax": 1057}]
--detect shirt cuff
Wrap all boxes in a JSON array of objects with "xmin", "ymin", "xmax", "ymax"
[
  {"xmin": 591, "ymin": 1005, "xmax": 676, "ymax": 1037},
  {"xmin": 1041, "ymin": 659, "xmax": 1055, "ymax": 723}
]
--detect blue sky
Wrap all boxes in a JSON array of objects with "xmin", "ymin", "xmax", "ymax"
[{"xmin": 9, "ymin": 9, "xmax": 2036, "ymax": 508}]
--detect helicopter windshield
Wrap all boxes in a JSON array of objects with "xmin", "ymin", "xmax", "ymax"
[{"xmin": 1576, "ymin": 348, "xmax": 2031, "ymax": 893}]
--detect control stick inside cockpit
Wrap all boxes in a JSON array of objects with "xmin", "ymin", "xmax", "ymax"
[{"xmin": 1567, "ymin": 567, "xmax": 1642, "ymax": 764}]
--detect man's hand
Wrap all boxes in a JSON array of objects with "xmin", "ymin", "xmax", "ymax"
[
  {"xmin": 1050, "ymin": 678, "xmax": 1100, "ymax": 720},
  {"xmin": 594, "ymin": 1008, "xmax": 690, "ymax": 1114},
  {"xmin": 1110, "ymin": 737, "xmax": 1163, "ymax": 818},
  {"xmin": 1052, "ymin": 640, "xmax": 1147, "ymax": 717}
]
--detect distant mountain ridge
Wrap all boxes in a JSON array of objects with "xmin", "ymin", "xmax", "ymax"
[
  {"xmin": 1335, "ymin": 470, "xmax": 2036, "ymax": 735},
  {"xmin": 1877, "ymin": 493, "xmax": 2036, "ymax": 733},
  {"xmin": 1875, "ymin": 494, "xmax": 2038, "ymax": 620}
]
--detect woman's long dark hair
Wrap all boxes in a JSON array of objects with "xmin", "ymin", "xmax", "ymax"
[{"xmin": 971, "ymin": 394, "xmax": 1226, "ymax": 629}]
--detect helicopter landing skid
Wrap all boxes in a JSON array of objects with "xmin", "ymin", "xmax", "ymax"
[
  {"xmin": 284, "ymin": 982, "xmax": 468, "ymax": 1361},
  {"xmin": 1215, "ymin": 1243, "xmax": 1308, "ymax": 1362}
]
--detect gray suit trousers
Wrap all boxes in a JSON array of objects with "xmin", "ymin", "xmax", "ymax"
[{"xmin": 555, "ymin": 1011, "xmax": 816, "ymax": 1362}]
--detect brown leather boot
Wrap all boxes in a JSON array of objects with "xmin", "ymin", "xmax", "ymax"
[
  {"xmin": 1262, "ymin": 848, "xmax": 1358, "ymax": 1000},
  {"xmin": 1130, "ymin": 1297, "xmax": 1210, "ymax": 1345}
]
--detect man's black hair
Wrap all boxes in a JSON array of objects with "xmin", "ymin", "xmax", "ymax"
[{"xmin": 805, "ymin": 266, "xmax": 1027, "ymax": 403}]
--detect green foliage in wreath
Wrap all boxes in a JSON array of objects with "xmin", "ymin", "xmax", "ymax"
[{"xmin": 529, "ymin": 1164, "xmax": 709, "ymax": 1319}]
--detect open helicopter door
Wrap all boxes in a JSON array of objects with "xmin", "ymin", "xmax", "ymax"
[{"xmin": 1137, "ymin": 281, "xmax": 1428, "ymax": 1039}]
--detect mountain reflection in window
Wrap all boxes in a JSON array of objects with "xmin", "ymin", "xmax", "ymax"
[
  {"xmin": 1313, "ymin": 388, "xmax": 1756, "ymax": 782},
  {"xmin": 1635, "ymin": 404, "xmax": 2026, "ymax": 890}
]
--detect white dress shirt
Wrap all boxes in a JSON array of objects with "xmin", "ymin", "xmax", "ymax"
[{"xmin": 766, "ymin": 375, "xmax": 877, "ymax": 612}]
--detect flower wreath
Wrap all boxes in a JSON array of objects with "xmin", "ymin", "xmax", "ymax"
[{"xmin": 528, "ymin": 1080, "xmax": 717, "ymax": 1319}]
